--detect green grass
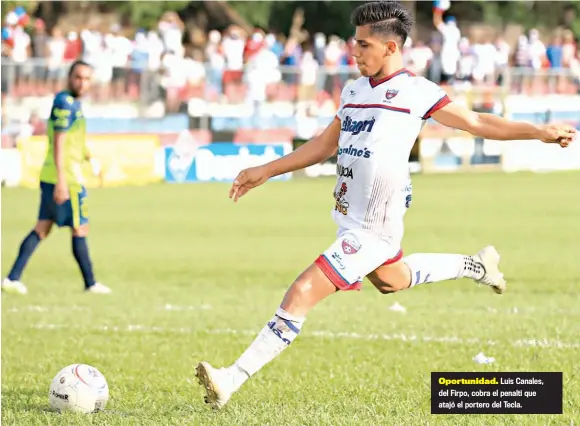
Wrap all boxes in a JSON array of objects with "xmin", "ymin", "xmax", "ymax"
[{"xmin": 2, "ymin": 172, "xmax": 580, "ymax": 425}]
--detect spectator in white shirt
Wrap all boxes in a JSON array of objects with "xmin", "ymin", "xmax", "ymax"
[
  {"xmin": 160, "ymin": 49, "xmax": 186, "ymax": 112},
  {"xmin": 222, "ymin": 26, "xmax": 245, "ymax": 71},
  {"xmin": 562, "ymin": 30, "xmax": 576, "ymax": 68},
  {"xmin": 11, "ymin": 25, "xmax": 32, "ymax": 88},
  {"xmin": 147, "ymin": 31, "xmax": 165, "ymax": 71},
  {"xmin": 184, "ymin": 48, "xmax": 206, "ymax": 94},
  {"xmin": 494, "ymin": 36, "xmax": 511, "ymax": 85},
  {"xmin": 409, "ymin": 40, "xmax": 433, "ymax": 76},
  {"xmin": 158, "ymin": 11, "xmax": 184, "ymax": 57},
  {"xmin": 527, "ymin": 29, "xmax": 546, "ymax": 70},
  {"xmin": 456, "ymin": 37, "xmax": 474, "ymax": 82},
  {"xmin": 106, "ymin": 24, "xmax": 133, "ymax": 99},
  {"xmin": 205, "ymin": 30, "xmax": 225, "ymax": 96},
  {"xmin": 222, "ymin": 26, "xmax": 246, "ymax": 90},
  {"xmin": 46, "ymin": 26, "xmax": 66, "ymax": 93},
  {"xmin": 433, "ymin": 13, "xmax": 461, "ymax": 84},
  {"xmin": 299, "ymin": 47, "xmax": 318, "ymax": 101},
  {"xmin": 246, "ymin": 43, "xmax": 280, "ymax": 122},
  {"xmin": 472, "ymin": 35, "xmax": 497, "ymax": 85},
  {"xmin": 323, "ymin": 35, "xmax": 342, "ymax": 94}
]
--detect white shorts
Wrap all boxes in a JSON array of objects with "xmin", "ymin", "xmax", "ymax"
[{"xmin": 314, "ymin": 227, "xmax": 403, "ymax": 291}]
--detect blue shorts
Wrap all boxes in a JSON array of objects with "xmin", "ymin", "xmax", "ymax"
[{"xmin": 38, "ymin": 182, "xmax": 89, "ymax": 228}]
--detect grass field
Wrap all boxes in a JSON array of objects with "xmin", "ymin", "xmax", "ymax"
[{"xmin": 2, "ymin": 172, "xmax": 580, "ymax": 425}]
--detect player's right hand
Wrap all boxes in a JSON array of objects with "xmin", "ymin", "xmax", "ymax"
[
  {"xmin": 229, "ymin": 166, "xmax": 271, "ymax": 202},
  {"xmin": 538, "ymin": 124, "xmax": 577, "ymax": 148},
  {"xmin": 54, "ymin": 183, "xmax": 70, "ymax": 205}
]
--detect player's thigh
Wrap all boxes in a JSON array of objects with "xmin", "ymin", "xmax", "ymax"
[
  {"xmin": 367, "ymin": 260, "xmax": 412, "ymax": 294},
  {"xmin": 314, "ymin": 228, "xmax": 400, "ymax": 292},
  {"xmin": 280, "ymin": 263, "xmax": 340, "ymax": 317},
  {"xmin": 38, "ymin": 181, "xmax": 57, "ymax": 222}
]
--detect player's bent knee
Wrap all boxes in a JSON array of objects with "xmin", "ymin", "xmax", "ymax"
[
  {"xmin": 280, "ymin": 264, "xmax": 339, "ymax": 316},
  {"xmin": 72, "ymin": 224, "xmax": 90, "ymax": 237},
  {"xmin": 368, "ymin": 261, "xmax": 412, "ymax": 294},
  {"xmin": 287, "ymin": 272, "xmax": 319, "ymax": 303},
  {"xmin": 34, "ymin": 221, "xmax": 54, "ymax": 239}
]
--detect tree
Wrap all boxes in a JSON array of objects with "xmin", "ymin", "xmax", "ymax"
[
  {"xmin": 1, "ymin": 1, "xmax": 39, "ymax": 22},
  {"xmin": 112, "ymin": 1, "xmax": 190, "ymax": 29}
]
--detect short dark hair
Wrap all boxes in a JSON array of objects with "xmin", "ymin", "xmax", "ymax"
[
  {"xmin": 350, "ymin": 1, "xmax": 413, "ymax": 46},
  {"xmin": 68, "ymin": 60, "xmax": 92, "ymax": 77}
]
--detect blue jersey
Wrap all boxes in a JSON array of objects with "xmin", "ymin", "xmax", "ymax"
[
  {"xmin": 37, "ymin": 91, "xmax": 89, "ymax": 228},
  {"xmin": 39, "ymin": 91, "xmax": 88, "ymax": 187}
]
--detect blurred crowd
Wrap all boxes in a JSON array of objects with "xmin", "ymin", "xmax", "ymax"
[{"xmin": 2, "ymin": 8, "xmax": 580, "ymax": 111}]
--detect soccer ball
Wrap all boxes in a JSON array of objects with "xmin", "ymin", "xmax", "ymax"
[{"xmin": 48, "ymin": 364, "xmax": 109, "ymax": 413}]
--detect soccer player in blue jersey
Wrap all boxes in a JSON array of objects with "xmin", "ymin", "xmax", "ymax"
[{"xmin": 2, "ymin": 60, "xmax": 111, "ymax": 295}]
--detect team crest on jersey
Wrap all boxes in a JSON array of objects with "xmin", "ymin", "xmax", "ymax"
[
  {"xmin": 385, "ymin": 89, "xmax": 399, "ymax": 100},
  {"xmin": 341, "ymin": 236, "xmax": 361, "ymax": 255}
]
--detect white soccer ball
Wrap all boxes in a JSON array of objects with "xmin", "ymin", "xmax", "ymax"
[{"xmin": 48, "ymin": 364, "xmax": 109, "ymax": 413}]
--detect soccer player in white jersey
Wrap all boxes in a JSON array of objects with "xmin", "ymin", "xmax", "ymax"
[{"xmin": 196, "ymin": 1, "xmax": 576, "ymax": 409}]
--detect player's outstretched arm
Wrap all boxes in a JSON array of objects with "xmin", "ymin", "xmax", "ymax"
[
  {"xmin": 431, "ymin": 103, "xmax": 577, "ymax": 147},
  {"xmin": 229, "ymin": 117, "xmax": 341, "ymax": 202}
]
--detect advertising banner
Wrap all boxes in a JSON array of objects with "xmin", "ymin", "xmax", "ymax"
[
  {"xmin": 164, "ymin": 143, "xmax": 292, "ymax": 183},
  {"xmin": 502, "ymin": 139, "xmax": 580, "ymax": 172},
  {"xmin": 17, "ymin": 135, "xmax": 162, "ymax": 188}
]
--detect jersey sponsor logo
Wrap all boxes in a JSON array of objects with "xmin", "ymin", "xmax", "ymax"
[
  {"xmin": 334, "ymin": 182, "xmax": 349, "ymax": 215},
  {"xmin": 53, "ymin": 108, "xmax": 71, "ymax": 118},
  {"xmin": 341, "ymin": 236, "xmax": 361, "ymax": 255},
  {"xmin": 341, "ymin": 116, "xmax": 375, "ymax": 136},
  {"xmin": 337, "ymin": 144, "xmax": 372, "ymax": 159},
  {"xmin": 336, "ymin": 164, "xmax": 354, "ymax": 179},
  {"xmin": 385, "ymin": 89, "xmax": 399, "ymax": 100},
  {"xmin": 54, "ymin": 118, "xmax": 69, "ymax": 128},
  {"xmin": 405, "ymin": 194, "xmax": 412, "ymax": 208}
]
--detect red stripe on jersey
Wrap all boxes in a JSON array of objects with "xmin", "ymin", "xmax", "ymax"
[
  {"xmin": 343, "ymin": 103, "xmax": 411, "ymax": 114},
  {"xmin": 369, "ymin": 68, "xmax": 415, "ymax": 88},
  {"xmin": 422, "ymin": 95, "xmax": 451, "ymax": 119}
]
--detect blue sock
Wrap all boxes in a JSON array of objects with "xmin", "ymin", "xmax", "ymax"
[
  {"xmin": 72, "ymin": 237, "xmax": 96, "ymax": 288},
  {"xmin": 8, "ymin": 230, "xmax": 42, "ymax": 281}
]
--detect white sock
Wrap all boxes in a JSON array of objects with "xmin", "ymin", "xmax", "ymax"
[
  {"xmin": 228, "ymin": 307, "xmax": 305, "ymax": 388},
  {"xmin": 403, "ymin": 253, "xmax": 484, "ymax": 287}
]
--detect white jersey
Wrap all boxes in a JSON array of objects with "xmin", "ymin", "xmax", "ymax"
[{"xmin": 332, "ymin": 68, "xmax": 450, "ymax": 247}]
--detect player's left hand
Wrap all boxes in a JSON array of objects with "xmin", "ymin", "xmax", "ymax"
[
  {"xmin": 229, "ymin": 165, "xmax": 271, "ymax": 202},
  {"xmin": 54, "ymin": 183, "xmax": 70, "ymax": 205},
  {"xmin": 538, "ymin": 124, "xmax": 577, "ymax": 147}
]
